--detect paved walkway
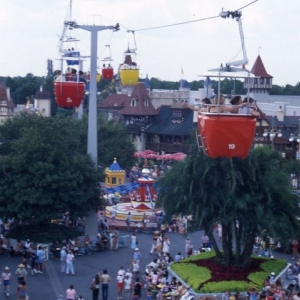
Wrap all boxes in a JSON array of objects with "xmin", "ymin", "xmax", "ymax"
[{"xmin": 0, "ymin": 230, "xmax": 294, "ymax": 300}]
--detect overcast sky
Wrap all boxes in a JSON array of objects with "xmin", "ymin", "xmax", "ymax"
[{"xmin": 0, "ymin": 0, "xmax": 299, "ymax": 86}]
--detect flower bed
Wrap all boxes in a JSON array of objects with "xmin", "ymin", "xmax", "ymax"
[{"xmin": 170, "ymin": 251, "xmax": 288, "ymax": 293}]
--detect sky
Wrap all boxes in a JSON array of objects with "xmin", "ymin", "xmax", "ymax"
[{"xmin": 0, "ymin": 0, "xmax": 300, "ymax": 86}]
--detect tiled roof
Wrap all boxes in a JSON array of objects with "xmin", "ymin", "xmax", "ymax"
[
  {"xmin": 268, "ymin": 116, "xmax": 300, "ymax": 141},
  {"xmin": 35, "ymin": 91, "xmax": 51, "ymax": 100},
  {"xmin": 100, "ymin": 94, "xmax": 129, "ymax": 108},
  {"xmin": 0, "ymin": 83, "xmax": 8, "ymax": 100},
  {"xmin": 251, "ymin": 55, "xmax": 273, "ymax": 78},
  {"xmin": 107, "ymin": 158, "xmax": 125, "ymax": 172},
  {"xmin": 0, "ymin": 82, "xmax": 14, "ymax": 108},
  {"xmin": 100, "ymin": 83, "xmax": 157, "ymax": 116},
  {"xmin": 145, "ymin": 105, "xmax": 196, "ymax": 135}
]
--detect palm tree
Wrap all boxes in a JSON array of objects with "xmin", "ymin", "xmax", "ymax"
[{"xmin": 156, "ymin": 147, "xmax": 300, "ymax": 267}]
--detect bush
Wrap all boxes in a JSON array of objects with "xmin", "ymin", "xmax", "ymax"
[
  {"xmin": 171, "ymin": 263, "xmax": 211, "ymax": 291},
  {"xmin": 6, "ymin": 223, "xmax": 81, "ymax": 243},
  {"xmin": 170, "ymin": 252, "xmax": 288, "ymax": 293}
]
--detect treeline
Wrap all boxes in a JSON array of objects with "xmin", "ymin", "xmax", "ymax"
[
  {"xmin": 1, "ymin": 74, "xmax": 300, "ymax": 108},
  {"xmin": 149, "ymin": 77, "xmax": 300, "ymax": 96}
]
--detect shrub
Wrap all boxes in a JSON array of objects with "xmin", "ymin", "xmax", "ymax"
[
  {"xmin": 171, "ymin": 263, "xmax": 211, "ymax": 291},
  {"xmin": 170, "ymin": 253, "xmax": 288, "ymax": 293}
]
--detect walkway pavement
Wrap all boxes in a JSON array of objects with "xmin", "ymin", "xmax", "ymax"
[{"xmin": 0, "ymin": 230, "xmax": 294, "ymax": 300}]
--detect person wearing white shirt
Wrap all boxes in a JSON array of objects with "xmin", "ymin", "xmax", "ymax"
[
  {"xmin": 66, "ymin": 250, "xmax": 75, "ymax": 275},
  {"xmin": 125, "ymin": 269, "xmax": 133, "ymax": 284},
  {"xmin": 124, "ymin": 275, "xmax": 131, "ymax": 300}
]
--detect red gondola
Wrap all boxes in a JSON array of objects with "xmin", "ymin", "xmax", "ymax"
[
  {"xmin": 197, "ymin": 113, "xmax": 256, "ymax": 159},
  {"xmin": 54, "ymin": 81, "xmax": 85, "ymax": 108},
  {"xmin": 102, "ymin": 67, "xmax": 114, "ymax": 80}
]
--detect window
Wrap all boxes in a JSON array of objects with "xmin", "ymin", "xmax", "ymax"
[
  {"xmin": 112, "ymin": 177, "xmax": 117, "ymax": 184},
  {"xmin": 144, "ymin": 98, "xmax": 149, "ymax": 106},
  {"xmin": 172, "ymin": 110, "xmax": 182, "ymax": 118},
  {"xmin": 130, "ymin": 98, "xmax": 137, "ymax": 106}
]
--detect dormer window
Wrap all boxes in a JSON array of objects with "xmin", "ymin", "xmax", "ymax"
[
  {"xmin": 144, "ymin": 98, "xmax": 149, "ymax": 106},
  {"xmin": 130, "ymin": 98, "xmax": 137, "ymax": 106},
  {"xmin": 172, "ymin": 109, "xmax": 182, "ymax": 118}
]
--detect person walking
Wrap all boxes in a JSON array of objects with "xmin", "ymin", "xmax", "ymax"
[
  {"xmin": 15, "ymin": 264, "xmax": 27, "ymax": 284},
  {"xmin": 124, "ymin": 274, "xmax": 132, "ymax": 300},
  {"xmin": 65, "ymin": 250, "xmax": 75, "ymax": 275},
  {"xmin": 0, "ymin": 266, "xmax": 12, "ymax": 296},
  {"xmin": 133, "ymin": 248, "xmax": 142, "ymax": 265},
  {"xmin": 131, "ymin": 233, "xmax": 137, "ymax": 249},
  {"xmin": 150, "ymin": 231, "xmax": 159, "ymax": 254},
  {"xmin": 116, "ymin": 272, "xmax": 124, "ymax": 300},
  {"xmin": 132, "ymin": 260, "xmax": 139, "ymax": 278},
  {"xmin": 60, "ymin": 246, "xmax": 67, "ymax": 273},
  {"xmin": 156, "ymin": 234, "xmax": 163, "ymax": 255},
  {"xmin": 162, "ymin": 236, "xmax": 170, "ymax": 254},
  {"xmin": 100, "ymin": 269, "xmax": 111, "ymax": 300},
  {"xmin": 111, "ymin": 227, "xmax": 119, "ymax": 250},
  {"xmin": 91, "ymin": 273, "xmax": 100, "ymax": 300},
  {"xmin": 133, "ymin": 278, "xmax": 142, "ymax": 299},
  {"xmin": 66, "ymin": 284, "xmax": 76, "ymax": 300},
  {"xmin": 17, "ymin": 280, "xmax": 28, "ymax": 300},
  {"xmin": 126, "ymin": 213, "xmax": 132, "ymax": 232},
  {"xmin": 36, "ymin": 245, "xmax": 46, "ymax": 274}
]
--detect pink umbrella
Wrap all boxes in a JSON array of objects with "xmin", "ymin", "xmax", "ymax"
[
  {"xmin": 134, "ymin": 151, "xmax": 143, "ymax": 158},
  {"xmin": 172, "ymin": 153, "xmax": 187, "ymax": 161},
  {"xmin": 143, "ymin": 150, "xmax": 156, "ymax": 155},
  {"xmin": 156, "ymin": 154, "xmax": 166, "ymax": 160},
  {"xmin": 164, "ymin": 153, "xmax": 173, "ymax": 160},
  {"xmin": 145, "ymin": 153, "xmax": 158, "ymax": 159}
]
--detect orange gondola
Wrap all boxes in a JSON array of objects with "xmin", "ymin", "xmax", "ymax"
[
  {"xmin": 54, "ymin": 81, "xmax": 85, "ymax": 108},
  {"xmin": 197, "ymin": 113, "xmax": 256, "ymax": 159}
]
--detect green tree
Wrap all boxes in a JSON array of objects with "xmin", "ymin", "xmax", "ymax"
[
  {"xmin": 0, "ymin": 114, "xmax": 136, "ymax": 223},
  {"xmin": 97, "ymin": 118, "xmax": 136, "ymax": 171},
  {"xmin": 156, "ymin": 147, "xmax": 300, "ymax": 267},
  {"xmin": 0, "ymin": 114, "xmax": 100, "ymax": 223}
]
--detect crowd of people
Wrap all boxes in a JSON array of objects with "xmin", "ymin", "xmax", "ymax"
[{"xmin": 0, "ymin": 211, "xmax": 298, "ymax": 300}]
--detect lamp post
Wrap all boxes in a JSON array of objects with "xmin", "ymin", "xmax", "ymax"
[
  {"xmin": 289, "ymin": 119, "xmax": 300, "ymax": 160},
  {"xmin": 262, "ymin": 116, "xmax": 282, "ymax": 151}
]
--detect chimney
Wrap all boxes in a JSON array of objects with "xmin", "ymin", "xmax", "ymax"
[
  {"xmin": 276, "ymin": 106, "xmax": 284, "ymax": 122},
  {"xmin": 6, "ymin": 87, "xmax": 10, "ymax": 101}
]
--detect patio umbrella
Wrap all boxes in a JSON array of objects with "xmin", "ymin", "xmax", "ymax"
[{"xmin": 134, "ymin": 151, "xmax": 144, "ymax": 158}]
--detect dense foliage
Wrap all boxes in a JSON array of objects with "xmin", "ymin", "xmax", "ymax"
[
  {"xmin": 0, "ymin": 114, "xmax": 135, "ymax": 223},
  {"xmin": 0, "ymin": 114, "xmax": 100, "ymax": 223},
  {"xmin": 156, "ymin": 146, "xmax": 300, "ymax": 267}
]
